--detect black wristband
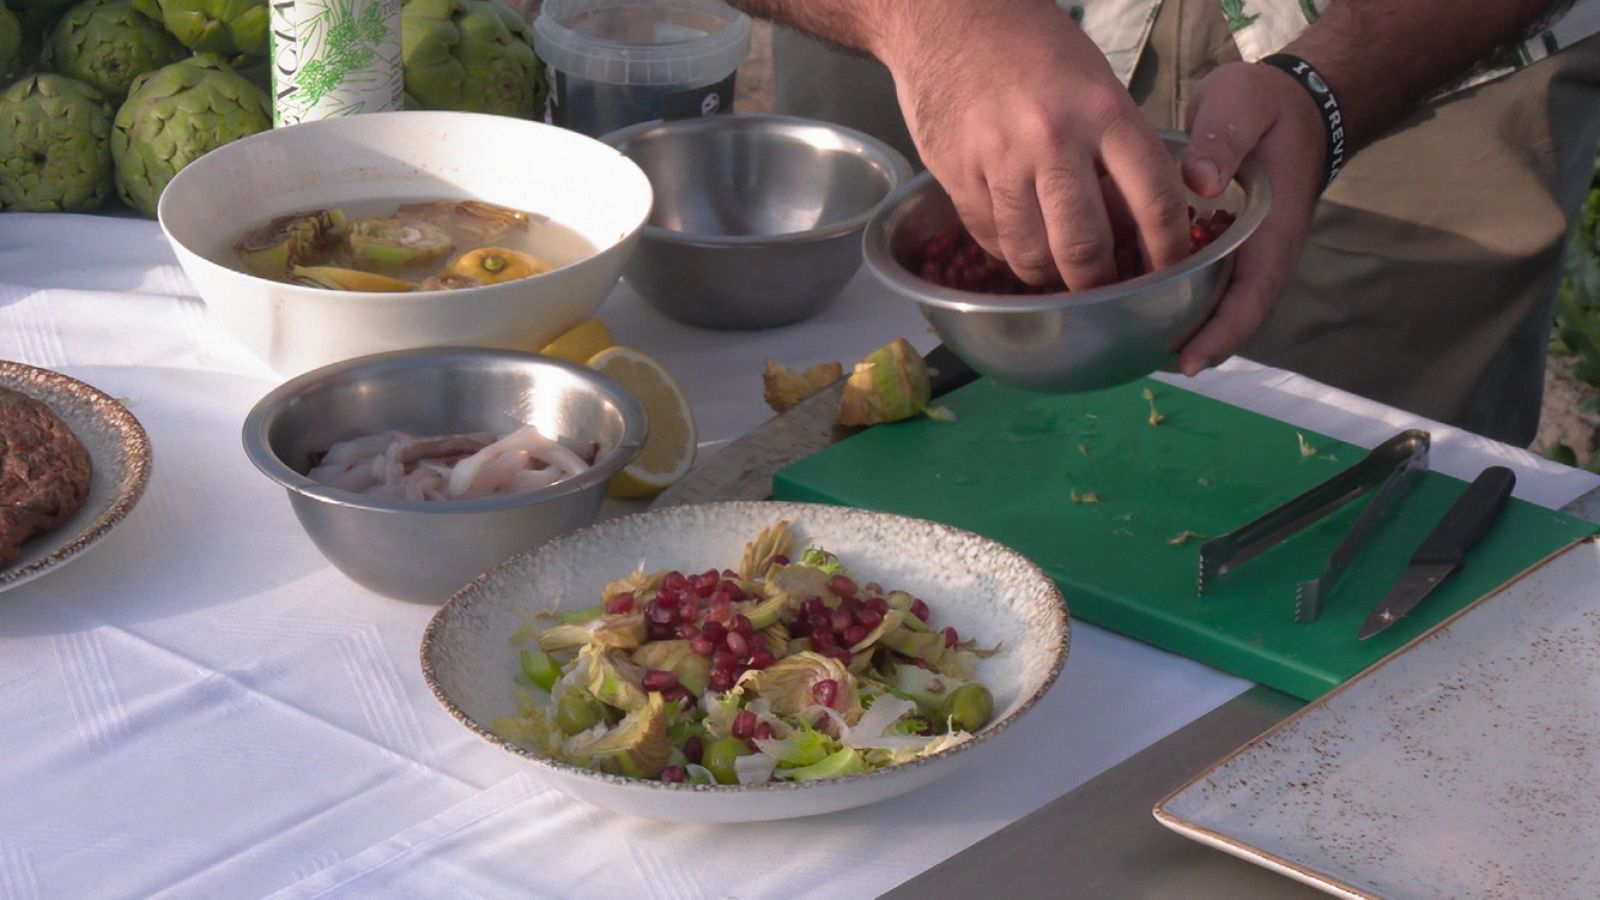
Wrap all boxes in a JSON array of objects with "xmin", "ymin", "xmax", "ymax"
[{"xmin": 1258, "ymin": 53, "xmax": 1346, "ymax": 191}]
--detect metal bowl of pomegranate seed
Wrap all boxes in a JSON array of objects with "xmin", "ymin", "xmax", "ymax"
[
  {"xmin": 421, "ymin": 501, "xmax": 1070, "ymax": 823},
  {"xmin": 862, "ymin": 131, "xmax": 1270, "ymax": 393}
]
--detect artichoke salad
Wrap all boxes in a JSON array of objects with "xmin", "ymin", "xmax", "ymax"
[{"xmin": 492, "ymin": 521, "xmax": 1000, "ymax": 786}]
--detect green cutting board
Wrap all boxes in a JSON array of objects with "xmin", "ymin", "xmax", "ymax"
[{"xmin": 773, "ymin": 377, "xmax": 1596, "ymax": 700}]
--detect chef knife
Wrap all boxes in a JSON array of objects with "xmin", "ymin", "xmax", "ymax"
[
  {"xmin": 650, "ymin": 344, "xmax": 979, "ymax": 509},
  {"xmin": 1357, "ymin": 465, "xmax": 1515, "ymax": 640}
]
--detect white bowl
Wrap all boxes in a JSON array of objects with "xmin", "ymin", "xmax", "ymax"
[
  {"xmin": 421, "ymin": 501, "xmax": 1070, "ymax": 823},
  {"xmin": 159, "ymin": 110, "xmax": 654, "ymax": 377}
]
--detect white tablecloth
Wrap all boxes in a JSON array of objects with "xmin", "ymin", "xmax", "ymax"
[{"xmin": 2, "ymin": 213, "xmax": 1594, "ymax": 899}]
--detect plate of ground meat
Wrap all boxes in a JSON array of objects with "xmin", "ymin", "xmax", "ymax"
[{"xmin": 0, "ymin": 362, "xmax": 151, "ymax": 593}]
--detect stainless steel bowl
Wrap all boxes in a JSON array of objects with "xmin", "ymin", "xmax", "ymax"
[
  {"xmin": 602, "ymin": 113, "xmax": 913, "ymax": 330},
  {"xmin": 863, "ymin": 133, "xmax": 1270, "ymax": 392},
  {"xmin": 242, "ymin": 347, "xmax": 647, "ymax": 603}
]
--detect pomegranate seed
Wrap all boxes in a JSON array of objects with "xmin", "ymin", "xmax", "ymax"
[
  {"xmin": 730, "ymin": 613, "xmax": 753, "ymax": 636},
  {"xmin": 707, "ymin": 588, "xmax": 734, "ymax": 608},
  {"xmin": 827, "ymin": 574, "xmax": 858, "ymax": 598},
  {"xmin": 701, "ymin": 621, "xmax": 727, "ymax": 643},
  {"xmin": 811, "ymin": 629, "xmax": 836, "ymax": 651},
  {"xmin": 661, "ymin": 766, "xmax": 686, "ymax": 783},
  {"xmin": 830, "ymin": 609, "xmax": 851, "ymax": 634},
  {"xmin": 664, "ymin": 686, "xmax": 693, "ymax": 709},
  {"xmin": 753, "ymin": 721, "xmax": 774, "ymax": 742},
  {"xmin": 676, "ymin": 623, "xmax": 701, "ymax": 639},
  {"xmin": 605, "ymin": 592, "xmax": 635, "ymax": 614},
  {"xmin": 802, "ymin": 596, "xmax": 826, "ymax": 617},
  {"xmin": 910, "ymin": 598, "xmax": 930, "ymax": 622},
  {"xmin": 712, "ymin": 649, "xmax": 740, "ymax": 673},
  {"xmin": 691, "ymin": 571, "xmax": 719, "ymax": 598},
  {"xmin": 718, "ymin": 580, "xmax": 746, "ymax": 602},
  {"xmin": 709, "ymin": 670, "xmax": 734, "ymax": 692},
  {"xmin": 647, "ymin": 602, "xmax": 677, "ymax": 625},
  {"xmin": 725, "ymin": 631, "xmax": 750, "ymax": 658},
  {"xmin": 748, "ymin": 649, "xmax": 776, "ymax": 669},
  {"xmin": 690, "ymin": 634, "xmax": 716, "ymax": 656},
  {"xmin": 866, "ymin": 597, "xmax": 888, "ymax": 615},
  {"xmin": 863, "ymin": 581, "xmax": 883, "ymax": 595},
  {"xmin": 707, "ymin": 597, "xmax": 733, "ymax": 624},
  {"xmin": 684, "ymin": 736, "xmax": 704, "ymax": 764},
  {"xmin": 732, "ymin": 710, "xmax": 757, "ymax": 740},
  {"xmin": 642, "ymin": 669, "xmax": 678, "ymax": 692},
  {"xmin": 827, "ymin": 648, "xmax": 853, "ymax": 667},
  {"xmin": 1190, "ymin": 223, "xmax": 1209, "ymax": 248},
  {"xmin": 646, "ymin": 622, "xmax": 673, "ymax": 641},
  {"xmin": 812, "ymin": 679, "xmax": 839, "ymax": 708},
  {"xmin": 788, "ymin": 617, "xmax": 812, "ymax": 637},
  {"xmin": 679, "ymin": 595, "xmax": 701, "ymax": 621},
  {"xmin": 663, "ymin": 571, "xmax": 689, "ymax": 592},
  {"xmin": 843, "ymin": 624, "xmax": 869, "ymax": 647},
  {"xmin": 943, "ymin": 626, "xmax": 960, "ymax": 649},
  {"xmin": 857, "ymin": 608, "xmax": 883, "ymax": 629},
  {"xmin": 770, "ymin": 554, "xmax": 789, "ymax": 566},
  {"xmin": 653, "ymin": 590, "xmax": 680, "ymax": 610}
]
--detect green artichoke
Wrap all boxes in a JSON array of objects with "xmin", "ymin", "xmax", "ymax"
[
  {"xmin": 0, "ymin": 1, "xmax": 22, "ymax": 82},
  {"xmin": 42, "ymin": 0, "xmax": 187, "ymax": 102},
  {"xmin": 112, "ymin": 54, "xmax": 270, "ymax": 217},
  {"xmin": 401, "ymin": 0, "xmax": 546, "ymax": 119},
  {"xmin": 0, "ymin": 73, "xmax": 113, "ymax": 211},
  {"xmin": 135, "ymin": 0, "xmax": 266, "ymax": 57}
]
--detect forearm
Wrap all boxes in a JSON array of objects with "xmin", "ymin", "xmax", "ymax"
[{"xmin": 1286, "ymin": 0, "xmax": 1562, "ymax": 151}]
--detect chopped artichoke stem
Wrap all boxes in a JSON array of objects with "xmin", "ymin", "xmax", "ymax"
[{"xmin": 520, "ymin": 649, "xmax": 561, "ymax": 692}]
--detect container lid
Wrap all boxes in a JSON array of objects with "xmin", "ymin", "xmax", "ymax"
[{"xmin": 533, "ymin": 0, "xmax": 752, "ymax": 87}]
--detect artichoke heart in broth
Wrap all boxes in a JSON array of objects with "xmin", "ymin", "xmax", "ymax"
[{"xmin": 228, "ymin": 198, "xmax": 594, "ymax": 290}]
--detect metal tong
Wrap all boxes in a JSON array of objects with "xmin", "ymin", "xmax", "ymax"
[{"xmin": 1197, "ymin": 429, "xmax": 1431, "ymax": 621}]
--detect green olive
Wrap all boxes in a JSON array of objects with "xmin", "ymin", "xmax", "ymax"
[
  {"xmin": 555, "ymin": 688, "xmax": 606, "ymax": 735},
  {"xmin": 941, "ymin": 683, "xmax": 994, "ymax": 732},
  {"xmin": 702, "ymin": 737, "xmax": 751, "ymax": 785}
]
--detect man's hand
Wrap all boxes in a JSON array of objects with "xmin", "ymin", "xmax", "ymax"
[
  {"xmin": 875, "ymin": 1, "xmax": 1190, "ymax": 290},
  {"xmin": 1176, "ymin": 61, "xmax": 1329, "ymax": 376}
]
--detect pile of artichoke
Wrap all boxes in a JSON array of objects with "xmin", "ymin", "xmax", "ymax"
[{"xmin": 0, "ymin": 0, "xmax": 546, "ymax": 215}]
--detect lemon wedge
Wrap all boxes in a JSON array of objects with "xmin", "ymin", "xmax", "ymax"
[
  {"xmin": 540, "ymin": 317, "xmax": 617, "ymax": 364},
  {"xmin": 587, "ymin": 346, "xmax": 697, "ymax": 497}
]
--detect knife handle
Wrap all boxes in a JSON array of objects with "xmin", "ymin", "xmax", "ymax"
[
  {"xmin": 1410, "ymin": 466, "xmax": 1515, "ymax": 567},
  {"xmin": 924, "ymin": 344, "xmax": 980, "ymax": 398}
]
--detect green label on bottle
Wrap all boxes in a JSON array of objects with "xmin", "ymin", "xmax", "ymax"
[{"xmin": 271, "ymin": 0, "xmax": 403, "ymax": 126}]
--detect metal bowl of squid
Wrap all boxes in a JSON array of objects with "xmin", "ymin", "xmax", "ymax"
[{"xmin": 242, "ymin": 347, "xmax": 647, "ymax": 603}]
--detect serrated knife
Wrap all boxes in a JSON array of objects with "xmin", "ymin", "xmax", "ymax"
[
  {"xmin": 1357, "ymin": 465, "xmax": 1516, "ymax": 640},
  {"xmin": 650, "ymin": 344, "xmax": 978, "ymax": 509}
]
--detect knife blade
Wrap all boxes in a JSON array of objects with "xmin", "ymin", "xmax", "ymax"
[
  {"xmin": 650, "ymin": 344, "xmax": 979, "ymax": 509},
  {"xmin": 1357, "ymin": 465, "xmax": 1515, "ymax": 640}
]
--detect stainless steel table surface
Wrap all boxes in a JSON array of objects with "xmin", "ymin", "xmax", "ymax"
[{"xmin": 885, "ymin": 483, "xmax": 1600, "ymax": 899}]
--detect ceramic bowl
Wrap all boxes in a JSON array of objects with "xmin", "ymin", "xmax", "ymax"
[
  {"xmin": 421, "ymin": 500, "xmax": 1070, "ymax": 822},
  {"xmin": 159, "ymin": 110, "xmax": 654, "ymax": 377}
]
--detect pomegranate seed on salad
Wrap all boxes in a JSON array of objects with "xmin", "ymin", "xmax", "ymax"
[{"xmin": 492, "ymin": 521, "xmax": 998, "ymax": 785}]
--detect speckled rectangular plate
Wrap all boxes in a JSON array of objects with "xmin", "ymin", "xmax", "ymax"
[{"xmin": 1154, "ymin": 535, "xmax": 1600, "ymax": 899}]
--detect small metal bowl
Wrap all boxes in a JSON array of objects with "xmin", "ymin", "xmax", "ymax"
[
  {"xmin": 602, "ymin": 113, "xmax": 913, "ymax": 330},
  {"xmin": 242, "ymin": 347, "xmax": 647, "ymax": 603},
  {"xmin": 863, "ymin": 132, "xmax": 1270, "ymax": 392}
]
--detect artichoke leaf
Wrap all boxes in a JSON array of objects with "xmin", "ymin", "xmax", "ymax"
[
  {"xmin": 538, "ymin": 611, "xmax": 645, "ymax": 652},
  {"xmin": 740, "ymin": 651, "xmax": 862, "ymax": 723},
  {"xmin": 602, "ymin": 566, "xmax": 665, "ymax": 604},
  {"xmin": 763, "ymin": 564, "xmax": 831, "ymax": 610},
  {"xmin": 738, "ymin": 519, "xmax": 795, "ymax": 580},
  {"xmin": 564, "ymin": 692, "xmax": 671, "ymax": 778},
  {"xmin": 580, "ymin": 644, "xmax": 649, "ymax": 712},
  {"xmin": 629, "ymin": 639, "xmax": 711, "ymax": 696},
  {"xmin": 848, "ymin": 609, "xmax": 905, "ymax": 654}
]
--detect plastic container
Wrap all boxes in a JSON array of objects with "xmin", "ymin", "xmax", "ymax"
[
  {"xmin": 269, "ymin": 0, "xmax": 403, "ymax": 126},
  {"xmin": 533, "ymin": 0, "xmax": 751, "ymax": 138}
]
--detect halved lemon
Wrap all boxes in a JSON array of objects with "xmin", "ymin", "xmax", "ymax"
[
  {"xmin": 540, "ymin": 317, "xmax": 616, "ymax": 364},
  {"xmin": 587, "ymin": 345, "xmax": 697, "ymax": 497}
]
